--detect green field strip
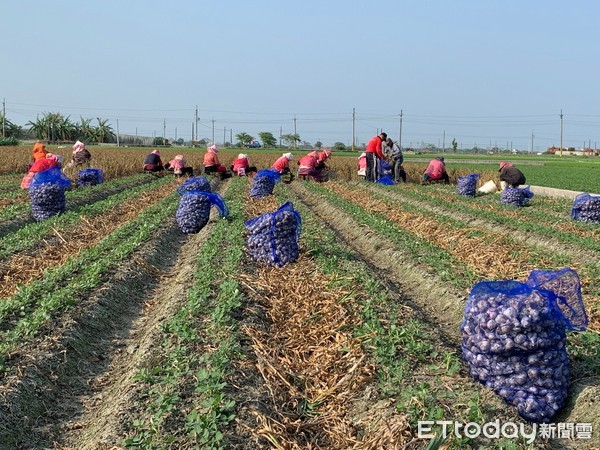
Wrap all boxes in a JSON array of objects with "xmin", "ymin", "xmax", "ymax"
[
  {"xmin": 0, "ymin": 175, "xmax": 172, "ymax": 262},
  {"xmin": 0, "ymin": 188, "xmax": 26, "ymax": 200},
  {"xmin": 372, "ymin": 183, "xmax": 600, "ymax": 254},
  {"xmin": 425, "ymin": 182, "xmax": 581, "ymax": 217},
  {"xmin": 302, "ymin": 181, "xmax": 478, "ymax": 291},
  {"xmin": 0, "ymin": 173, "xmax": 151, "ymax": 222},
  {"xmin": 0, "ymin": 192, "xmax": 180, "ymax": 367},
  {"xmin": 277, "ymin": 185, "xmax": 529, "ymax": 449},
  {"xmin": 366, "ymin": 182, "xmax": 600, "ymax": 260},
  {"xmin": 343, "ymin": 182, "xmax": 599, "ymax": 299},
  {"xmin": 386, "ymin": 181, "xmax": 599, "ymax": 241},
  {"xmin": 124, "ymin": 178, "xmax": 244, "ymax": 449}
]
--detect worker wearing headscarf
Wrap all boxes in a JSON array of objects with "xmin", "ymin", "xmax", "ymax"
[
  {"xmin": 21, "ymin": 153, "xmax": 60, "ymax": 189},
  {"xmin": 168, "ymin": 154, "xmax": 194, "ymax": 177},
  {"xmin": 143, "ymin": 149, "xmax": 164, "ymax": 172},
  {"xmin": 69, "ymin": 140, "xmax": 92, "ymax": 168},
  {"xmin": 297, "ymin": 151, "xmax": 319, "ymax": 180},
  {"xmin": 423, "ymin": 157, "xmax": 449, "ymax": 184},
  {"xmin": 230, "ymin": 153, "xmax": 257, "ymax": 176},
  {"xmin": 272, "ymin": 153, "xmax": 293, "ymax": 174},
  {"xmin": 32, "ymin": 142, "xmax": 48, "ymax": 161},
  {"xmin": 357, "ymin": 152, "xmax": 367, "ymax": 179},
  {"xmin": 203, "ymin": 144, "xmax": 231, "ymax": 179},
  {"xmin": 499, "ymin": 162, "xmax": 526, "ymax": 188}
]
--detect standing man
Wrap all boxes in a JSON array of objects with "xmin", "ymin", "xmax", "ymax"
[{"xmin": 365, "ymin": 132, "xmax": 387, "ymax": 182}]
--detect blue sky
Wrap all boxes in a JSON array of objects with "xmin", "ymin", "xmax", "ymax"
[{"xmin": 3, "ymin": 1, "xmax": 600, "ymax": 150}]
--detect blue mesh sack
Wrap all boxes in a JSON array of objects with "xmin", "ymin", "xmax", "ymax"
[
  {"xmin": 177, "ymin": 176, "xmax": 211, "ymax": 196},
  {"xmin": 571, "ymin": 193, "xmax": 600, "ymax": 223},
  {"xmin": 380, "ymin": 159, "xmax": 392, "ymax": 174},
  {"xmin": 245, "ymin": 201, "xmax": 301, "ymax": 267},
  {"xmin": 175, "ymin": 190, "xmax": 228, "ymax": 234},
  {"xmin": 30, "ymin": 167, "xmax": 72, "ymax": 188},
  {"xmin": 461, "ymin": 269, "xmax": 587, "ymax": 423},
  {"xmin": 457, "ymin": 173, "xmax": 480, "ymax": 197},
  {"xmin": 500, "ymin": 186, "xmax": 534, "ymax": 207},
  {"xmin": 526, "ymin": 267, "xmax": 588, "ymax": 332},
  {"xmin": 77, "ymin": 168, "xmax": 104, "ymax": 187},
  {"xmin": 250, "ymin": 169, "xmax": 281, "ymax": 198},
  {"xmin": 376, "ymin": 175, "xmax": 395, "ymax": 185},
  {"xmin": 28, "ymin": 167, "xmax": 71, "ymax": 221}
]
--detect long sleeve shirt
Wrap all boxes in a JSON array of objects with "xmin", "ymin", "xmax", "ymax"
[{"xmin": 365, "ymin": 136, "xmax": 385, "ymax": 159}]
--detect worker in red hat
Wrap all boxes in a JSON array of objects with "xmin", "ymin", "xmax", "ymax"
[{"xmin": 499, "ymin": 162, "xmax": 526, "ymax": 188}]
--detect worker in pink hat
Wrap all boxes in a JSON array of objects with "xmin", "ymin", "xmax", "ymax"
[
  {"xmin": 143, "ymin": 149, "xmax": 164, "ymax": 173},
  {"xmin": 203, "ymin": 144, "xmax": 231, "ymax": 179}
]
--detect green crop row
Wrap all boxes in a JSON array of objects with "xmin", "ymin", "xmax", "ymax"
[
  {"xmin": 0, "ymin": 175, "xmax": 172, "ymax": 263},
  {"xmin": 385, "ymin": 183, "xmax": 600, "ymax": 252},
  {"xmin": 0, "ymin": 192, "xmax": 180, "ymax": 368},
  {"xmin": 303, "ymin": 182, "xmax": 478, "ymax": 290},
  {"xmin": 124, "ymin": 177, "xmax": 244, "ymax": 449},
  {"xmin": 0, "ymin": 173, "xmax": 151, "ymax": 222}
]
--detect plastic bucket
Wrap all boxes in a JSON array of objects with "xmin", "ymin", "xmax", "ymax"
[{"xmin": 478, "ymin": 180, "xmax": 498, "ymax": 194}]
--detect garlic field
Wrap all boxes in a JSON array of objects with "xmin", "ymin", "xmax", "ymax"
[{"xmin": 0, "ymin": 148, "xmax": 598, "ymax": 450}]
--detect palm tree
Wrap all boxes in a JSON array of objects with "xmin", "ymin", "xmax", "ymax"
[
  {"xmin": 95, "ymin": 118, "xmax": 114, "ymax": 144},
  {"xmin": 77, "ymin": 117, "xmax": 96, "ymax": 142}
]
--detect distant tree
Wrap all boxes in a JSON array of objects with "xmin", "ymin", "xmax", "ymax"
[
  {"xmin": 95, "ymin": 118, "xmax": 114, "ymax": 143},
  {"xmin": 332, "ymin": 142, "xmax": 346, "ymax": 151},
  {"xmin": 27, "ymin": 112, "xmax": 75, "ymax": 142},
  {"xmin": 281, "ymin": 133, "xmax": 300, "ymax": 148},
  {"xmin": 314, "ymin": 141, "xmax": 322, "ymax": 148},
  {"xmin": 452, "ymin": 138, "xmax": 458, "ymax": 153},
  {"xmin": 176, "ymin": 138, "xmax": 184, "ymax": 145},
  {"xmin": 0, "ymin": 114, "xmax": 22, "ymax": 138},
  {"xmin": 198, "ymin": 138, "xmax": 209, "ymax": 146},
  {"xmin": 153, "ymin": 137, "xmax": 165, "ymax": 145},
  {"xmin": 258, "ymin": 131, "xmax": 277, "ymax": 148},
  {"xmin": 235, "ymin": 132, "xmax": 253, "ymax": 147}
]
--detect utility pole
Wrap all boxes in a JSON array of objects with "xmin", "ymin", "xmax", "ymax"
[
  {"xmin": 0, "ymin": 98, "xmax": 4, "ymax": 137},
  {"xmin": 116, "ymin": 119, "xmax": 120, "ymax": 147},
  {"xmin": 560, "ymin": 109, "xmax": 563, "ymax": 157},
  {"xmin": 442, "ymin": 130, "xmax": 445, "ymax": 153},
  {"xmin": 223, "ymin": 126, "xmax": 226, "ymax": 147},
  {"xmin": 230, "ymin": 129, "xmax": 232, "ymax": 145},
  {"xmin": 211, "ymin": 118, "xmax": 215, "ymax": 144},
  {"xmin": 398, "ymin": 110, "xmax": 403, "ymax": 150},
  {"xmin": 293, "ymin": 114, "xmax": 297, "ymax": 149},
  {"xmin": 531, "ymin": 131, "xmax": 535, "ymax": 153},
  {"xmin": 191, "ymin": 123, "xmax": 194, "ymax": 147},
  {"xmin": 352, "ymin": 107, "xmax": 355, "ymax": 152},
  {"xmin": 279, "ymin": 126, "xmax": 282, "ymax": 147},
  {"xmin": 163, "ymin": 119, "xmax": 166, "ymax": 144},
  {"xmin": 175, "ymin": 127, "xmax": 177, "ymax": 141},
  {"xmin": 194, "ymin": 106, "xmax": 199, "ymax": 143}
]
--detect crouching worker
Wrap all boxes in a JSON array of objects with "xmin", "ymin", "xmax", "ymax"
[
  {"xmin": 230, "ymin": 153, "xmax": 257, "ymax": 176},
  {"xmin": 272, "ymin": 152, "xmax": 294, "ymax": 182},
  {"xmin": 423, "ymin": 157, "xmax": 449, "ymax": 184},
  {"xmin": 357, "ymin": 152, "xmax": 367, "ymax": 179},
  {"xmin": 499, "ymin": 162, "xmax": 526, "ymax": 188},
  {"xmin": 143, "ymin": 150, "xmax": 165, "ymax": 173},
  {"xmin": 168, "ymin": 154, "xmax": 194, "ymax": 177},
  {"xmin": 68, "ymin": 141, "xmax": 92, "ymax": 169},
  {"xmin": 21, "ymin": 153, "xmax": 61, "ymax": 189},
  {"xmin": 203, "ymin": 144, "xmax": 231, "ymax": 179}
]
